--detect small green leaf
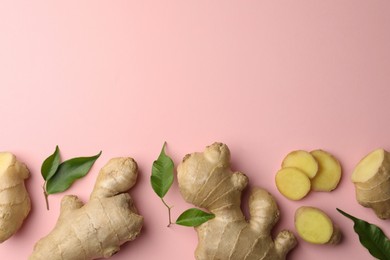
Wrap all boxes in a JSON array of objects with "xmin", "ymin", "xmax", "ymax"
[
  {"xmin": 176, "ymin": 208, "xmax": 215, "ymax": 227},
  {"xmin": 337, "ymin": 208, "xmax": 390, "ymax": 260},
  {"xmin": 41, "ymin": 146, "xmax": 61, "ymax": 181},
  {"xmin": 151, "ymin": 142, "xmax": 174, "ymax": 198},
  {"xmin": 46, "ymin": 151, "xmax": 102, "ymax": 194}
]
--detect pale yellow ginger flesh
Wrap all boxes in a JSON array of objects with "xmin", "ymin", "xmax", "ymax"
[
  {"xmin": 295, "ymin": 206, "xmax": 341, "ymax": 244},
  {"xmin": 275, "ymin": 167, "xmax": 311, "ymax": 200},
  {"xmin": 310, "ymin": 150, "xmax": 342, "ymax": 192},
  {"xmin": 0, "ymin": 152, "xmax": 31, "ymax": 243},
  {"xmin": 352, "ymin": 149, "xmax": 384, "ymax": 183},
  {"xmin": 351, "ymin": 148, "xmax": 390, "ymax": 219},
  {"xmin": 281, "ymin": 150, "xmax": 318, "ymax": 179},
  {"xmin": 177, "ymin": 143, "xmax": 297, "ymax": 260},
  {"xmin": 30, "ymin": 157, "xmax": 143, "ymax": 260}
]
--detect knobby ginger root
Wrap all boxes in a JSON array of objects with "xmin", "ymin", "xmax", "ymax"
[
  {"xmin": 295, "ymin": 206, "xmax": 341, "ymax": 244},
  {"xmin": 275, "ymin": 167, "xmax": 311, "ymax": 200},
  {"xmin": 30, "ymin": 157, "xmax": 143, "ymax": 260},
  {"xmin": 0, "ymin": 152, "xmax": 31, "ymax": 243},
  {"xmin": 281, "ymin": 150, "xmax": 318, "ymax": 179},
  {"xmin": 352, "ymin": 148, "xmax": 390, "ymax": 219},
  {"xmin": 310, "ymin": 150, "xmax": 342, "ymax": 192},
  {"xmin": 177, "ymin": 143, "xmax": 297, "ymax": 260}
]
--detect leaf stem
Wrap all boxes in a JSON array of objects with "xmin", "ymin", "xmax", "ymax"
[
  {"xmin": 43, "ymin": 185, "xmax": 50, "ymax": 210},
  {"xmin": 161, "ymin": 198, "xmax": 173, "ymax": 227}
]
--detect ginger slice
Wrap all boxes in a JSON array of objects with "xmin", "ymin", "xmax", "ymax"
[
  {"xmin": 281, "ymin": 150, "xmax": 318, "ymax": 179},
  {"xmin": 310, "ymin": 150, "xmax": 342, "ymax": 192},
  {"xmin": 275, "ymin": 167, "xmax": 311, "ymax": 200},
  {"xmin": 295, "ymin": 206, "xmax": 341, "ymax": 244}
]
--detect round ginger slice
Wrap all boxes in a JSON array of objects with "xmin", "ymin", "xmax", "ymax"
[
  {"xmin": 295, "ymin": 206, "xmax": 341, "ymax": 244},
  {"xmin": 310, "ymin": 150, "xmax": 342, "ymax": 192},
  {"xmin": 275, "ymin": 167, "xmax": 311, "ymax": 200},
  {"xmin": 282, "ymin": 150, "xmax": 318, "ymax": 179}
]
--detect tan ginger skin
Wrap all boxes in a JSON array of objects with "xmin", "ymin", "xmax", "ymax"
[
  {"xmin": 352, "ymin": 148, "xmax": 390, "ymax": 219},
  {"xmin": 0, "ymin": 152, "xmax": 31, "ymax": 243},
  {"xmin": 177, "ymin": 143, "xmax": 297, "ymax": 260},
  {"xmin": 30, "ymin": 157, "xmax": 143, "ymax": 260}
]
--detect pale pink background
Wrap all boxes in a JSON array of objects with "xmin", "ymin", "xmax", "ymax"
[{"xmin": 1, "ymin": 1, "xmax": 390, "ymax": 259}]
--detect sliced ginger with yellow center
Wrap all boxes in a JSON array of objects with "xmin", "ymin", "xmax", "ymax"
[
  {"xmin": 275, "ymin": 167, "xmax": 311, "ymax": 200},
  {"xmin": 281, "ymin": 150, "xmax": 318, "ymax": 179},
  {"xmin": 310, "ymin": 150, "xmax": 342, "ymax": 192},
  {"xmin": 295, "ymin": 206, "xmax": 341, "ymax": 244}
]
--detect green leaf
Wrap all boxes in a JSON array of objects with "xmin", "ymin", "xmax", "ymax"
[
  {"xmin": 46, "ymin": 151, "xmax": 102, "ymax": 194},
  {"xmin": 151, "ymin": 142, "xmax": 174, "ymax": 198},
  {"xmin": 337, "ymin": 208, "xmax": 390, "ymax": 260},
  {"xmin": 41, "ymin": 146, "xmax": 61, "ymax": 181},
  {"xmin": 176, "ymin": 208, "xmax": 215, "ymax": 227}
]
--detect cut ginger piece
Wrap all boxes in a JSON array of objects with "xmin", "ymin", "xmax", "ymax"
[
  {"xmin": 310, "ymin": 150, "xmax": 342, "ymax": 192},
  {"xmin": 281, "ymin": 150, "xmax": 318, "ymax": 179},
  {"xmin": 275, "ymin": 167, "xmax": 311, "ymax": 200},
  {"xmin": 351, "ymin": 148, "xmax": 390, "ymax": 219},
  {"xmin": 351, "ymin": 148, "xmax": 386, "ymax": 184},
  {"xmin": 295, "ymin": 206, "xmax": 341, "ymax": 244}
]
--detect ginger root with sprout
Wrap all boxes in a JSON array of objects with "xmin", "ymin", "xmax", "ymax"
[
  {"xmin": 352, "ymin": 148, "xmax": 390, "ymax": 219},
  {"xmin": 177, "ymin": 143, "xmax": 297, "ymax": 260},
  {"xmin": 0, "ymin": 152, "xmax": 31, "ymax": 243},
  {"xmin": 30, "ymin": 157, "xmax": 143, "ymax": 260}
]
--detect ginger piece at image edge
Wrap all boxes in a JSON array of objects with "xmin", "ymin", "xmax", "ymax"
[
  {"xmin": 352, "ymin": 148, "xmax": 390, "ymax": 219},
  {"xmin": 177, "ymin": 142, "xmax": 297, "ymax": 260},
  {"xmin": 0, "ymin": 152, "xmax": 31, "ymax": 243}
]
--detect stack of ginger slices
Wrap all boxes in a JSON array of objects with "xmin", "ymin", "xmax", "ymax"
[{"xmin": 275, "ymin": 150, "xmax": 342, "ymax": 200}]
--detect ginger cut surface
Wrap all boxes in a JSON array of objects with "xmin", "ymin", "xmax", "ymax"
[
  {"xmin": 177, "ymin": 143, "xmax": 297, "ymax": 260},
  {"xmin": 295, "ymin": 206, "xmax": 341, "ymax": 245},
  {"xmin": 281, "ymin": 150, "xmax": 318, "ymax": 179},
  {"xmin": 310, "ymin": 150, "xmax": 342, "ymax": 192},
  {"xmin": 275, "ymin": 167, "xmax": 311, "ymax": 200},
  {"xmin": 30, "ymin": 157, "xmax": 143, "ymax": 260},
  {"xmin": 0, "ymin": 152, "xmax": 31, "ymax": 243},
  {"xmin": 352, "ymin": 148, "xmax": 390, "ymax": 219}
]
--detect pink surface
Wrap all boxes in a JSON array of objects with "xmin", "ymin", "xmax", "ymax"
[{"xmin": 1, "ymin": 1, "xmax": 390, "ymax": 259}]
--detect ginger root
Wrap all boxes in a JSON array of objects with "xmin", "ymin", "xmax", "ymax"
[
  {"xmin": 30, "ymin": 157, "xmax": 143, "ymax": 260},
  {"xmin": 352, "ymin": 148, "xmax": 390, "ymax": 219},
  {"xmin": 0, "ymin": 152, "xmax": 31, "ymax": 243},
  {"xmin": 177, "ymin": 143, "xmax": 297, "ymax": 260},
  {"xmin": 295, "ymin": 206, "xmax": 341, "ymax": 244}
]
